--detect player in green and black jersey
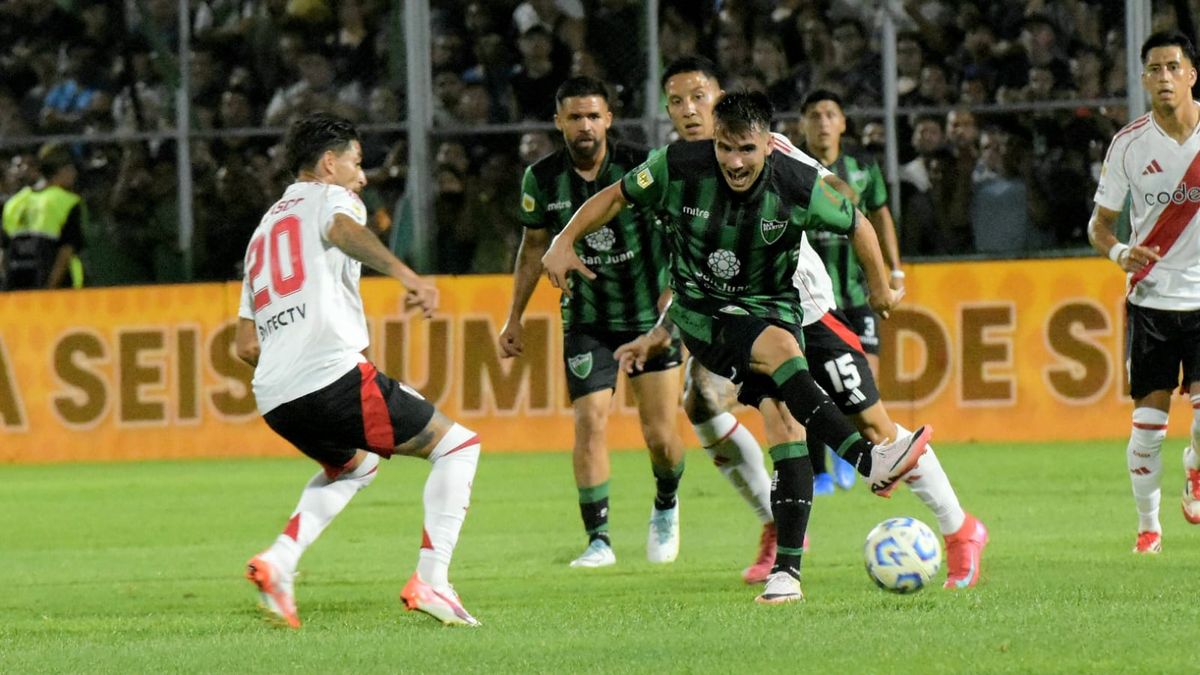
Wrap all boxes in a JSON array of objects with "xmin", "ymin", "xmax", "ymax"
[
  {"xmin": 542, "ymin": 91, "xmax": 933, "ymax": 603},
  {"xmin": 799, "ymin": 89, "xmax": 903, "ymax": 366},
  {"xmin": 498, "ymin": 76, "xmax": 686, "ymax": 569}
]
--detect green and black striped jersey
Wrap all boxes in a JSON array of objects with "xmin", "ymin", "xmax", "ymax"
[
  {"xmin": 519, "ymin": 141, "xmax": 669, "ymax": 332},
  {"xmin": 620, "ymin": 140, "xmax": 857, "ymax": 329},
  {"xmin": 800, "ymin": 144, "xmax": 888, "ymax": 310}
]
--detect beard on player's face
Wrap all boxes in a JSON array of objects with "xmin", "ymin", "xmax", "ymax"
[{"xmin": 569, "ymin": 132, "xmax": 603, "ymax": 159}]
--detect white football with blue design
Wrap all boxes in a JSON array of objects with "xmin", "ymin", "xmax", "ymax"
[{"xmin": 864, "ymin": 517, "xmax": 942, "ymax": 593}]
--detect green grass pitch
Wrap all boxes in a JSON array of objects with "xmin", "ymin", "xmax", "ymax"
[{"xmin": 2, "ymin": 440, "xmax": 1198, "ymax": 673}]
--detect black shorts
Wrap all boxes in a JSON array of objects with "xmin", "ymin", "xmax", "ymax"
[
  {"xmin": 263, "ymin": 362, "xmax": 435, "ymax": 472},
  {"xmin": 672, "ymin": 306, "xmax": 805, "ymax": 408},
  {"xmin": 1125, "ymin": 302, "xmax": 1200, "ymax": 400},
  {"xmin": 841, "ymin": 304, "xmax": 881, "ymax": 356},
  {"xmin": 564, "ymin": 327, "xmax": 683, "ymax": 401},
  {"xmin": 800, "ymin": 310, "xmax": 880, "ymax": 414}
]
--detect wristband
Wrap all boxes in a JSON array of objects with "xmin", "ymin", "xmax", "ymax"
[
  {"xmin": 890, "ymin": 270, "xmax": 906, "ymax": 279},
  {"xmin": 1108, "ymin": 243, "xmax": 1130, "ymax": 264}
]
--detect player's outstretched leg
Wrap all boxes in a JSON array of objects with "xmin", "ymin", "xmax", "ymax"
[
  {"xmin": 1127, "ymin": 407, "xmax": 1167, "ymax": 553},
  {"xmin": 766, "ymin": 353, "xmax": 930, "ymax": 497},
  {"xmin": 247, "ymin": 452, "xmax": 381, "ymax": 628},
  {"xmin": 401, "ymin": 423, "xmax": 481, "ymax": 626}
]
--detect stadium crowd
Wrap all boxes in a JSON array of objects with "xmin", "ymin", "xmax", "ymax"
[{"xmin": 0, "ymin": 0, "xmax": 1177, "ymax": 287}]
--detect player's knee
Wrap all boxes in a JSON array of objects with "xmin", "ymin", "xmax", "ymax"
[
  {"xmin": 752, "ymin": 327, "xmax": 802, "ymax": 371},
  {"xmin": 682, "ymin": 378, "xmax": 722, "ymax": 423},
  {"xmin": 1130, "ymin": 407, "xmax": 1169, "ymax": 455},
  {"xmin": 640, "ymin": 421, "xmax": 678, "ymax": 457}
]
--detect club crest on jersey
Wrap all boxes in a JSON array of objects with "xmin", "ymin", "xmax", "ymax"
[
  {"xmin": 760, "ymin": 218, "xmax": 787, "ymax": 244},
  {"xmin": 568, "ymin": 353, "xmax": 593, "ymax": 379},
  {"xmin": 521, "ymin": 193, "xmax": 536, "ymax": 212}
]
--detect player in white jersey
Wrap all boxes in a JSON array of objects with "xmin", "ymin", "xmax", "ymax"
[
  {"xmin": 616, "ymin": 58, "xmax": 987, "ymax": 590},
  {"xmin": 236, "ymin": 113, "xmax": 481, "ymax": 627},
  {"xmin": 1089, "ymin": 31, "xmax": 1200, "ymax": 554}
]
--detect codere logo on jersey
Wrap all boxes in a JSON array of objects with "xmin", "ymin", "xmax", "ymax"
[
  {"xmin": 1144, "ymin": 183, "xmax": 1200, "ymax": 206},
  {"xmin": 521, "ymin": 193, "xmax": 536, "ymax": 212}
]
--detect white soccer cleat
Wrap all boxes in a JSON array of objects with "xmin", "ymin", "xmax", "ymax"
[
  {"xmin": 245, "ymin": 555, "xmax": 300, "ymax": 629},
  {"xmin": 868, "ymin": 425, "xmax": 933, "ymax": 498},
  {"xmin": 400, "ymin": 572, "xmax": 481, "ymax": 626},
  {"xmin": 1182, "ymin": 447, "xmax": 1200, "ymax": 524},
  {"xmin": 569, "ymin": 538, "xmax": 616, "ymax": 568},
  {"xmin": 646, "ymin": 503, "xmax": 680, "ymax": 563},
  {"xmin": 755, "ymin": 571, "xmax": 804, "ymax": 605}
]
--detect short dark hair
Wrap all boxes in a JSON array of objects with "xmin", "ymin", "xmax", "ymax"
[
  {"xmin": 1141, "ymin": 30, "xmax": 1198, "ymax": 65},
  {"xmin": 713, "ymin": 90, "xmax": 773, "ymax": 135},
  {"xmin": 37, "ymin": 143, "xmax": 74, "ymax": 176},
  {"xmin": 661, "ymin": 55, "xmax": 723, "ymax": 92},
  {"xmin": 555, "ymin": 76, "xmax": 609, "ymax": 107},
  {"xmin": 801, "ymin": 89, "xmax": 843, "ymax": 114},
  {"xmin": 284, "ymin": 112, "xmax": 360, "ymax": 175}
]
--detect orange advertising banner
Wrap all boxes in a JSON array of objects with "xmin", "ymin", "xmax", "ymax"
[{"xmin": 0, "ymin": 259, "xmax": 1187, "ymax": 464}]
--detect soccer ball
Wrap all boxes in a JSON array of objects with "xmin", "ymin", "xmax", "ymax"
[{"xmin": 863, "ymin": 517, "xmax": 942, "ymax": 593}]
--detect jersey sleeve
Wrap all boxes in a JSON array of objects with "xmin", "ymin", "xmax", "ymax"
[
  {"xmin": 518, "ymin": 166, "xmax": 547, "ymax": 229},
  {"xmin": 237, "ymin": 274, "xmax": 254, "ymax": 320},
  {"xmin": 319, "ymin": 186, "xmax": 368, "ymax": 239},
  {"xmin": 1094, "ymin": 135, "xmax": 1131, "ymax": 211},
  {"xmin": 803, "ymin": 176, "xmax": 857, "ymax": 235},
  {"xmin": 863, "ymin": 161, "xmax": 889, "ymax": 212},
  {"xmin": 620, "ymin": 145, "xmax": 670, "ymax": 210}
]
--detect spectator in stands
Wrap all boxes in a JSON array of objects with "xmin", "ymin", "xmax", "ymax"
[
  {"xmin": 970, "ymin": 125, "xmax": 1052, "ymax": 254},
  {"xmin": 433, "ymin": 68, "xmax": 465, "ymax": 127},
  {"xmin": 896, "ymin": 32, "xmax": 925, "ymax": 99},
  {"xmin": 1070, "ymin": 43, "xmax": 1107, "ymax": 98},
  {"xmin": 41, "ymin": 42, "xmax": 106, "ymax": 133},
  {"xmin": 828, "ymin": 18, "xmax": 881, "ymax": 106},
  {"xmin": 899, "ymin": 115, "xmax": 945, "ymax": 196},
  {"xmin": 1, "ymin": 144, "xmax": 86, "ymax": 290},
  {"xmin": 513, "ymin": 0, "xmax": 586, "ymax": 53},
  {"xmin": 752, "ymin": 31, "xmax": 797, "ymax": 110},
  {"xmin": 511, "ymin": 25, "xmax": 568, "ymax": 121},
  {"xmin": 715, "ymin": 29, "xmax": 750, "ymax": 83},
  {"xmin": 460, "ymin": 152, "xmax": 520, "ymax": 273},
  {"xmin": 587, "ymin": 0, "xmax": 644, "ymax": 113},
  {"xmin": 1018, "ymin": 14, "xmax": 1072, "ymax": 90},
  {"xmin": 462, "ymin": 33, "xmax": 517, "ymax": 123},
  {"xmin": 108, "ymin": 143, "xmax": 185, "ymax": 283},
  {"xmin": 456, "ymin": 84, "xmax": 495, "ymax": 126},
  {"xmin": 264, "ymin": 50, "xmax": 365, "ymax": 126},
  {"xmin": 900, "ymin": 146, "xmax": 973, "ymax": 256},
  {"xmin": 659, "ymin": 8, "xmax": 699, "ymax": 68},
  {"xmin": 519, "ymin": 131, "xmax": 555, "ymax": 166},
  {"xmin": 959, "ymin": 74, "xmax": 990, "ymax": 105}
]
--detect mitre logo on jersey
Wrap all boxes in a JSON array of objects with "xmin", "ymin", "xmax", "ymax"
[
  {"xmin": 585, "ymin": 226, "xmax": 616, "ymax": 251},
  {"xmin": 707, "ymin": 249, "xmax": 741, "ymax": 279},
  {"xmin": 760, "ymin": 218, "xmax": 787, "ymax": 244},
  {"xmin": 682, "ymin": 205, "xmax": 710, "ymax": 219},
  {"xmin": 1143, "ymin": 183, "xmax": 1200, "ymax": 206},
  {"xmin": 568, "ymin": 353, "xmax": 593, "ymax": 379},
  {"xmin": 546, "ymin": 200, "xmax": 572, "ymax": 211}
]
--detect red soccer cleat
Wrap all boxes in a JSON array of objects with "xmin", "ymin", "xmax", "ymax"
[
  {"xmin": 1133, "ymin": 531, "xmax": 1162, "ymax": 554},
  {"xmin": 245, "ymin": 555, "xmax": 300, "ymax": 629},
  {"xmin": 742, "ymin": 523, "xmax": 777, "ymax": 584}
]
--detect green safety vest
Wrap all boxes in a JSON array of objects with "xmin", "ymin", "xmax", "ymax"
[{"xmin": 2, "ymin": 185, "xmax": 85, "ymax": 288}]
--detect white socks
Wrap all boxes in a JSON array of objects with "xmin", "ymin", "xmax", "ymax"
[
  {"xmin": 1129, "ymin": 407, "xmax": 1168, "ymax": 533},
  {"xmin": 418, "ymin": 423, "xmax": 480, "ymax": 588},
  {"xmin": 694, "ymin": 412, "xmax": 773, "ymax": 524},
  {"xmin": 896, "ymin": 423, "xmax": 966, "ymax": 535},
  {"xmin": 266, "ymin": 452, "xmax": 381, "ymax": 573}
]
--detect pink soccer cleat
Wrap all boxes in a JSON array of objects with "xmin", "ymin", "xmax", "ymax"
[
  {"xmin": 401, "ymin": 572, "xmax": 481, "ymax": 627},
  {"xmin": 1181, "ymin": 463, "xmax": 1200, "ymax": 524},
  {"xmin": 943, "ymin": 514, "xmax": 989, "ymax": 589},
  {"xmin": 245, "ymin": 555, "xmax": 300, "ymax": 629},
  {"xmin": 742, "ymin": 523, "xmax": 776, "ymax": 584}
]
